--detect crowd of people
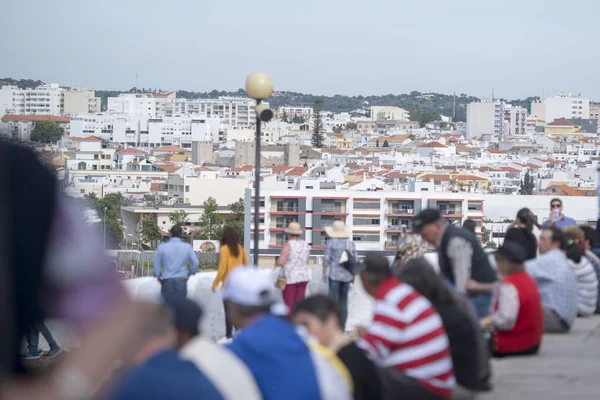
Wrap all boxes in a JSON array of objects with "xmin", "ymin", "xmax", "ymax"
[{"xmin": 4, "ymin": 139, "xmax": 600, "ymax": 399}]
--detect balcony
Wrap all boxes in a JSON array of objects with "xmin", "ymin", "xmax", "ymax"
[
  {"xmin": 276, "ymin": 205, "xmax": 298, "ymax": 212},
  {"xmin": 321, "ymin": 206, "xmax": 344, "ymax": 213},
  {"xmin": 391, "ymin": 208, "xmax": 414, "ymax": 214},
  {"xmin": 387, "ymin": 225, "xmax": 412, "ymax": 232}
]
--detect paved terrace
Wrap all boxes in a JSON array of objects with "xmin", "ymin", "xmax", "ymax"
[{"xmin": 481, "ymin": 315, "xmax": 600, "ymax": 399}]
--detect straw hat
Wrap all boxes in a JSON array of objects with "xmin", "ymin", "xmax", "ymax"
[
  {"xmin": 325, "ymin": 220, "xmax": 351, "ymax": 239},
  {"xmin": 285, "ymin": 222, "xmax": 303, "ymax": 236}
]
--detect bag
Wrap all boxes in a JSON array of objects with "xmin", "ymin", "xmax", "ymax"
[
  {"xmin": 339, "ymin": 240, "xmax": 357, "ymax": 273},
  {"xmin": 275, "ymin": 267, "xmax": 287, "ymax": 291}
]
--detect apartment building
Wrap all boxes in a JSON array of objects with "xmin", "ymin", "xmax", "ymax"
[
  {"xmin": 533, "ymin": 94, "xmax": 590, "ymax": 123},
  {"xmin": 164, "ymin": 97, "xmax": 262, "ymax": 126},
  {"xmin": 63, "ymin": 86, "xmax": 101, "ymax": 115},
  {"xmin": 278, "ymin": 106, "xmax": 313, "ymax": 119},
  {"xmin": 0, "ymin": 115, "xmax": 70, "ymax": 141},
  {"xmin": 107, "ymin": 92, "xmax": 176, "ymax": 118},
  {"xmin": 466, "ymin": 101, "xmax": 504, "ymax": 139},
  {"xmin": 65, "ymin": 136, "xmax": 116, "ymax": 171},
  {"xmin": 370, "ymin": 106, "xmax": 410, "ymax": 121},
  {"xmin": 0, "ymin": 84, "xmax": 64, "ymax": 117},
  {"xmin": 502, "ymin": 105, "xmax": 527, "ymax": 137}
]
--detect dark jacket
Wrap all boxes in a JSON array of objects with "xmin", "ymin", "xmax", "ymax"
[{"xmin": 504, "ymin": 227, "xmax": 537, "ymax": 261}]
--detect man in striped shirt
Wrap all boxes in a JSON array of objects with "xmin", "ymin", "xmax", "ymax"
[{"xmin": 356, "ymin": 254, "xmax": 455, "ymax": 400}]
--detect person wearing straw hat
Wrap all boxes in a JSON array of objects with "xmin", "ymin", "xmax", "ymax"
[
  {"xmin": 323, "ymin": 220, "xmax": 356, "ymax": 330},
  {"xmin": 276, "ymin": 222, "xmax": 311, "ymax": 310}
]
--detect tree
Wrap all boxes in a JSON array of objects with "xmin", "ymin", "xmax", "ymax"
[
  {"xmin": 519, "ymin": 171, "xmax": 535, "ymax": 195},
  {"xmin": 419, "ymin": 111, "xmax": 441, "ymax": 127},
  {"xmin": 408, "ymin": 134, "xmax": 416, "ymax": 141},
  {"xmin": 332, "ymin": 126, "xmax": 342, "ymax": 134},
  {"xmin": 200, "ymin": 197, "xmax": 222, "ymax": 240},
  {"xmin": 292, "ymin": 115, "xmax": 305, "ymax": 124},
  {"xmin": 86, "ymin": 192, "xmax": 127, "ymax": 248},
  {"xmin": 303, "ymin": 161, "xmax": 308, "ymax": 167},
  {"xmin": 226, "ymin": 198, "xmax": 245, "ymax": 242},
  {"xmin": 281, "ymin": 111, "xmax": 288, "ymax": 123},
  {"xmin": 376, "ymin": 139, "xmax": 380, "ymax": 147},
  {"xmin": 30, "ymin": 120, "xmax": 64, "ymax": 143},
  {"xmin": 383, "ymin": 140, "xmax": 390, "ymax": 147},
  {"xmin": 345, "ymin": 122, "xmax": 357, "ymax": 130},
  {"xmin": 140, "ymin": 215, "xmax": 163, "ymax": 249},
  {"xmin": 311, "ymin": 99, "xmax": 324, "ymax": 148},
  {"xmin": 481, "ymin": 226, "xmax": 491, "ymax": 246},
  {"xmin": 168, "ymin": 210, "xmax": 190, "ymax": 239}
]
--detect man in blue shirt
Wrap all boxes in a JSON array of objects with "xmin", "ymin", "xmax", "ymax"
[
  {"xmin": 541, "ymin": 198, "xmax": 576, "ymax": 229},
  {"xmin": 154, "ymin": 225, "xmax": 198, "ymax": 299}
]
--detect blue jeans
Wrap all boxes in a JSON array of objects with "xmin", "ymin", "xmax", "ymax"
[
  {"xmin": 28, "ymin": 322, "xmax": 59, "ymax": 353},
  {"xmin": 328, "ymin": 279, "xmax": 351, "ymax": 330},
  {"xmin": 470, "ymin": 293, "xmax": 492, "ymax": 319},
  {"xmin": 161, "ymin": 277, "xmax": 188, "ymax": 300}
]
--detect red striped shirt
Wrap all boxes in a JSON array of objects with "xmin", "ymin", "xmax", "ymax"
[{"xmin": 358, "ymin": 277, "xmax": 455, "ymax": 399}]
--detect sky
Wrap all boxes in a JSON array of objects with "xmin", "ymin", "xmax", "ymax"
[{"xmin": 1, "ymin": 0, "xmax": 599, "ymax": 100}]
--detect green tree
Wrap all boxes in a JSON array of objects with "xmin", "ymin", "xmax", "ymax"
[
  {"xmin": 408, "ymin": 134, "xmax": 416, "ymax": 141},
  {"xmin": 140, "ymin": 215, "xmax": 163, "ymax": 249},
  {"xmin": 292, "ymin": 115, "xmax": 305, "ymax": 124},
  {"xmin": 332, "ymin": 126, "xmax": 342, "ymax": 133},
  {"xmin": 30, "ymin": 120, "xmax": 64, "ymax": 143},
  {"xmin": 345, "ymin": 122, "xmax": 357, "ymax": 130},
  {"xmin": 86, "ymin": 192, "xmax": 127, "ymax": 248},
  {"xmin": 481, "ymin": 226, "xmax": 491, "ymax": 245},
  {"xmin": 168, "ymin": 210, "xmax": 190, "ymax": 239},
  {"xmin": 376, "ymin": 139, "xmax": 380, "ymax": 147},
  {"xmin": 281, "ymin": 111, "xmax": 288, "ymax": 122},
  {"xmin": 311, "ymin": 99, "xmax": 324, "ymax": 148},
  {"xmin": 226, "ymin": 198, "xmax": 246, "ymax": 242},
  {"xmin": 419, "ymin": 111, "xmax": 441, "ymax": 127},
  {"xmin": 201, "ymin": 197, "xmax": 222, "ymax": 240},
  {"xmin": 383, "ymin": 140, "xmax": 390, "ymax": 147},
  {"xmin": 519, "ymin": 171, "xmax": 535, "ymax": 195}
]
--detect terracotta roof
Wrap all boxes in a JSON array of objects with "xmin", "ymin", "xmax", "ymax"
[
  {"xmin": 546, "ymin": 184, "xmax": 595, "ymax": 196},
  {"xmin": 150, "ymin": 183, "xmax": 163, "ymax": 190},
  {"xmin": 451, "ymin": 174, "xmax": 490, "ymax": 182},
  {"xmin": 151, "ymin": 92, "xmax": 175, "ymax": 98},
  {"xmin": 194, "ymin": 166, "xmax": 214, "ymax": 172},
  {"xmin": 381, "ymin": 164, "xmax": 394, "ymax": 170},
  {"xmin": 499, "ymin": 166, "xmax": 521, "ymax": 173},
  {"xmin": 1, "ymin": 115, "xmax": 70, "ymax": 122},
  {"xmin": 385, "ymin": 172, "xmax": 417, "ymax": 179},
  {"xmin": 478, "ymin": 166, "xmax": 500, "ymax": 172},
  {"xmin": 417, "ymin": 142, "xmax": 447, "ymax": 148},
  {"xmin": 231, "ymin": 165, "xmax": 254, "ymax": 172},
  {"xmin": 418, "ymin": 173, "xmax": 451, "ymax": 181},
  {"xmin": 487, "ymin": 148, "xmax": 507, "ymax": 154},
  {"xmin": 117, "ymin": 148, "xmax": 147, "ymax": 154},
  {"xmin": 547, "ymin": 118, "xmax": 577, "ymax": 126},
  {"xmin": 154, "ymin": 163, "xmax": 180, "ymax": 173},
  {"xmin": 286, "ymin": 167, "xmax": 309, "ymax": 176},
  {"xmin": 344, "ymin": 162, "xmax": 361, "ymax": 169},
  {"xmin": 154, "ymin": 145, "xmax": 191, "ymax": 153},
  {"xmin": 367, "ymin": 134, "xmax": 408, "ymax": 143},
  {"xmin": 71, "ymin": 135, "xmax": 103, "ymax": 142}
]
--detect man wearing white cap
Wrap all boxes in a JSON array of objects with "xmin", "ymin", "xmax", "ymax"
[{"xmin": 223, "ymin": 267, "xmax": 352, "ymax": 400}]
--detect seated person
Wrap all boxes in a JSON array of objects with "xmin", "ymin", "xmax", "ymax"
[
  {"xmin": 526, "ymin": 227, "xmax": 577, "ymax": 333},
  {"xmin": 292, "ymin": 295, "xmax": 382, "ymax": 400},
  {"xmin": 564, "ymin": 228, "xmax": 598, "ymax": 317},
  {"xmin": 578, "ymin": 225, "xmax": 600, "ymax": 313},
  {"xmin": 481, "ymin": 242, "xmax": 543, "ymax": 357}
]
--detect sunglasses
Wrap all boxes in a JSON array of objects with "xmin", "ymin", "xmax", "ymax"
[{"xmin": 551, "ymin": 203, "xmax": 562, "ymax": 209}]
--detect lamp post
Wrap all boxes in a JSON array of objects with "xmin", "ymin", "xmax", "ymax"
[
  {"xmin": 245, "ymin": 72, "xmax": 274, "ymax": 266},
  {"xmin": 103, "ymin": 207, "xmax": 107, "ymax": 250}
]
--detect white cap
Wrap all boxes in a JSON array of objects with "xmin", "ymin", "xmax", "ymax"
[{"xmin": 222, "ymin": 267, "xmax": 277, "ymax": 307}]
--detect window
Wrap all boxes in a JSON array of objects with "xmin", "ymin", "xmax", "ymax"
[
  {"xmin": 185, "ymin": 185, "xmax": 190, "ymax": 192},
  {"xmin": 352, "ymin": 234, "xmax": 380, "ymax": 242},
  {"xmin": 354, "ymin": 201, "xmax": 380, "ymax": 209},
  {"xmin": 80, "ymin": 189, "xmax": 85, "ymax": 194}
]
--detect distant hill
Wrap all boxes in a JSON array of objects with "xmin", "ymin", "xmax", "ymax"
[{"xmin": 0, "ymin": 77, "xmax": 44, "ymax": 90}]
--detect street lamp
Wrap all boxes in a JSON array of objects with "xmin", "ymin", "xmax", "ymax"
[
  {"xmin": 245, "ymin": 72, "xmax": 274, "ymax": 266},
  {"xmin": 103, "ymin": 207, "xmax": 107, "ymax": 250}
]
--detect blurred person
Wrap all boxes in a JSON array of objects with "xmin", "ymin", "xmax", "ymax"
[
  {"xmin": 396, "ymin": 257, "xmax": 488, "ymax": 396},
  {"xmin": 356, "ymin": 253, "xmax": 455, "ymax": 400},
  {"xmin": 504, "ymin": 208, "xmax": 540, "ymax": 261},
  {"xmin": 579, "ymin": 225, "xmax": 600, "ymax": 313},
  {"xmin": 292, "ymin": 295, "xmax": 383, "ymax": 400},
  {"xmin": 276, "ymin": 222, "xmax": 310, "ymax": 310},
  {"xmin": 414, "ymin": 209, "xmax": 497, "ymax": 318},
  {"xmin": 526, "ymin": 227, "xmax": 577, "ymax": 333},
  {"xmin": 163, "ymin": 297, "xmax": 203, "ymax": 350},
  {"xmin": 480, "ymin": 242, "xmax": 543, "ymax": 358},
  {"xmin": 542, "ymin": 198, "xmax": 576, "ymax": 229},
  {"xmin": 462, "ymin": 219, "xmax": 476, "ymax": 235},
  {"xmin": 0, "ymin": 140, "xmax": 155, "ymax": 399},
  {"xmin": 323, "ymin": 220, "xmax": 356, "ymax": 330},
  {"xmin": 153, "ymin": 225, "xmax": 199, "ymax": 299},
  {"xmin": 563, "ymin": 227, "xmax": 598, "ymax": 317},
  {"xmin": 212, "ymin": 226, "xmax": 249, "ymax": 339},
  {"xmin": 224, "ymin": 267, "xmax": 352, "ymax": 400},
  {"xmin": 22, "ymin": 321, "xmax": 61, "ymax": 359},
  {"xmin": 392, "ymin": 233, "xmax": 429, "ymax": 269}
]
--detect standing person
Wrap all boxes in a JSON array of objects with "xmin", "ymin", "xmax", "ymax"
[
  {"xmin": 212, "ymin": 226, "xmax": 248, "ymax": 339},
  {"xmin": 22, "ymin": 322, "xmax": 62, "ymax": 359},
  {"xmin": 153, "ymin": 225, "xmax": 199, "ymax": 300},
  {"xmin": 563, "ymin": 228, "xmax": 598, "ymax": 317},
  {"xmin": 526, "ymin": 227, "xmax": 578, "ymax": 333},
  {"xmin": 292, "ymin": 295, "xmax": 383, "ymax": 400},
  {"xmin": 276, "ymin": 222, "xmax": 310, "ymax": 310},
  {"xmin": 578, "ymin": 225, "xmax": 600, "ymax": 313},
  {"xmin": 541, "ymin": 198, "xmax": 576, "ymax": 229},
  {"xmin": 462, "ymin": 219, "xmax": 476, "ymax": 235},
  {"xmin": 414, "ymin": 209, "xmax": 497, "ymax": 318},
  {"xmin": 504, "ymin": 207, "xmax": 540, "ymax": 261},
  {"xmin": 323, "ymin": 220, "xmax": 355, "ymax": 330},
  {"xmin": 356, "ymin": 254, "xmax": 455, "ymax": 400},
  {"xmin": 480, "ymin": 242, "xmax": 543, "ymax": 358}
]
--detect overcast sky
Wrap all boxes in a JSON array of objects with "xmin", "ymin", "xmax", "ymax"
[{"xmin": 1, "ymin": 0, "xmax": 598, "ymax": 99}]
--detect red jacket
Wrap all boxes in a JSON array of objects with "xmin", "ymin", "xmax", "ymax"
[{"xmin": 494, "ymin": 271, "xmax": 543, "ymax": 353}]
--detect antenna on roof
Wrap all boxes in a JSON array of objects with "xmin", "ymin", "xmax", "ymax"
[{"xmin": 136, "ymin": 72, "xmax": 139, "ymax": 93}]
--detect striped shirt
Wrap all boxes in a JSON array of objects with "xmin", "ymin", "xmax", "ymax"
[
  {"xmin": 569, "ymin": 257, "xmax": 598, "ymax": 316},
  {"xmin": 358, "ymin": 277, "xmax": 455, "ymax": 399}
]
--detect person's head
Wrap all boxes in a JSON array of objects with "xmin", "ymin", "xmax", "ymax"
[
  {"xmin": 515, "ymin": 207, "xmax": 539, "ymax": 233},
  {"xmin": 325, "ymin": 220, "xmax": 351, "ymax": 239},
  {"xmin": 222, "ymin": 267, "xmax": 277, "ymax": 329},
  {"xmin": 462, "ymin": 219, "xmax": 476, "ymax": 234},
  {"xmin": 355, "ymin": 253, "xmax": 392, "ymax": 297},
  {"xmin": 395, "ymin": 257, "xmax": 455, "ymax": 305},
  {"xmin": 394, "ymin": 233, "xmax": 429, "ymax": 268},
  {"xmin": 164, "ymin": 297, "xmax": 203, "ymax": 350},
  {"xmin": 493, "ymin": 241, "xmax": 527, "ymax": 279},
  {"xmin": 291, "ymin": 295, "xmax": 343, "ymax": 347},
  {"xmin": 285, "ymin": 221, "xmax": 303, "ymax": 240},
  {"xmin": 220, "ymin": 226, "xmax": 241, "ymax": 257},
  {"xmin": 170, "ymin": 224, "xmax": 183, "ymax": 238},
  {"xmin": 578, "ymin": 225, "xmax": 597, "ymax": 251},
  {"xmin": 564, "ymin": 228, "xmax": 586, "ymax": 263},
  {"xmin": 414, "ymin": 209, "xmax": 446, "ymax": 245},
  {"xmin": 550, "ymin": 198, "xmax": 563, "ymax": 215},
  {"xmin": 538, "ymin": 227, "xmax": 567, "ymax": 255},
  {"xmin": 132, "ymin": 303, "xmax": 176, "ymax": 365}
]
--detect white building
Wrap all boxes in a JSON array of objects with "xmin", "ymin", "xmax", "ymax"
[
  {"xmin": 65, "ymin": 136, "xmax": 116, "ymax": 171},
  {"xmin": 0, "ymin": 115, "xmax": 70, "ymax": 141},
  {"xmin": 278, "ymin": 106, "xmax": 313, "ymax": 118},
  {"xmin": 370, "ymin": 106, "xmax": 410, "ymax": 121},
  {"xmin": 164, "ymin": 97, "xmax": 262, "ymax": 126},
  {"xmin": 534, "ymin": 94, "xmax": 590, "ymax": 123},
  {"xmin": 107, "ymin": 92, "xmax": 176, "ymax": 118},
  {"xmin": 0, "ymin": 84, "xmax": 64, "ymax": 117},
  {"xmin": 503, "ymin": 105, "xmax": 527, "ymax": 137},
  {"xmin": 63, "ymin": 87, "xmax": 101, "ymax": 115},
  {"xmin": 167, "ymin": 175, "xmax": 249, "ymax": 206},
  {"xmin": 466, "ymin": 101, "xmax": 503, "ymax": 139}
]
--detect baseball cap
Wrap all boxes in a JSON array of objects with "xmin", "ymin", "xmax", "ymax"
[
  {"xmin": 413, "ymin": 209, "xmax": 442, "ymax": 234},
  {"xmin": 222, "ymin": 267, "xmax": 277, "ymax": 307},
  {"xmin": 164, "ymin": 297, "xmax": 203, "ymax": 335},
  {"xmin": 494, "ymin": 241, "xmax": 526, "ymax": 263}
]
